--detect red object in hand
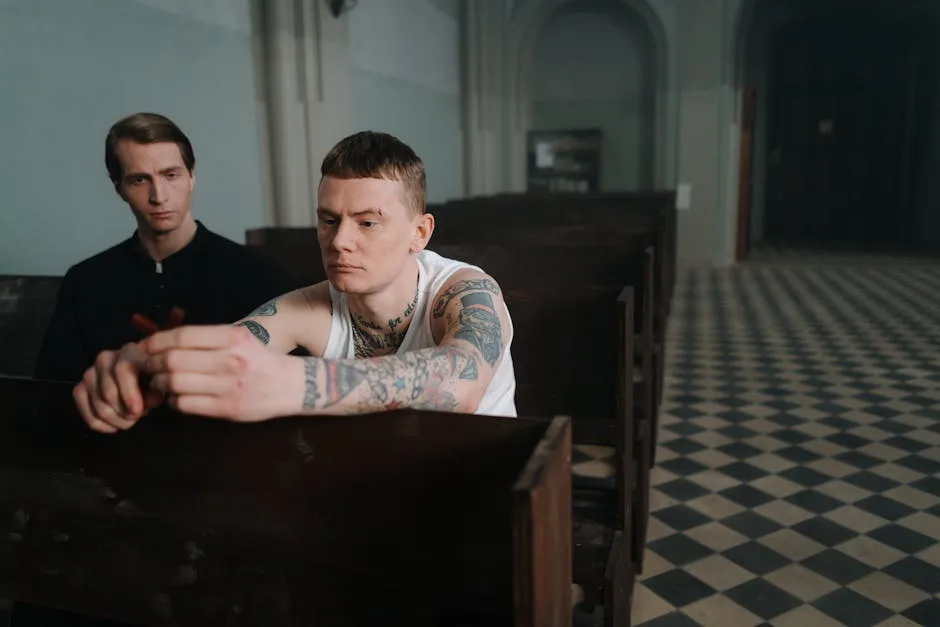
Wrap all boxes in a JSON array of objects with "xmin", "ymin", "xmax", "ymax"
[{"xmin": 131, "ymin": 306, "xmax": 186, "ymax": 337}]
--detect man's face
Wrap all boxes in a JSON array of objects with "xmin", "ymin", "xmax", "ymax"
[
  {"xmin": 114, "ymin": 139, "xmax": 194, "ymax": 236},
  {"xmin": 316, "ymin": 175, "xmax": 432, "ymax": 295}
]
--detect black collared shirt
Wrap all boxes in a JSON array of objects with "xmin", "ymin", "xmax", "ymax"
[{"xmin": 33, "ymin": 221, "xmax": 299, "ymax": 382}]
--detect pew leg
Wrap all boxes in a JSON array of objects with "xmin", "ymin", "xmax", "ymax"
[
  {"xmin": 657, "ymin": 345, "xmax": 665, "ymax": 408},
  {"xmin": 632, "ymin": 411, "xmax": 652, "ymax": 575},
  {"xmin": 604, "ymin": 531, "xmax": 633, "ymax": 627},
  {"xmin": 649, "ymin": 349, "xmax": 664, "ymax": 468},
  {"xmin": 649, "ymin": 369, "xmax": 658, "ymax": 470},
  {"xmin": 632, "ymin": 482, "xmax": 650, "ymax": 575}
]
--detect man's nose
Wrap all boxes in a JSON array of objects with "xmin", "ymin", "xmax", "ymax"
[
  {"xmin": 331, "ymin": 220, "xmax": 357, "ymax": 251},
  {"xmin": 149, "ymin": 180, "xmax": 168, "ymax": 205}
]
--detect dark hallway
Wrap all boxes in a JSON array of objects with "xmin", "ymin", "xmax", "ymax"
[{"xmin": 738, "ymin": 0, "xmax": 940, "ymax": 255}]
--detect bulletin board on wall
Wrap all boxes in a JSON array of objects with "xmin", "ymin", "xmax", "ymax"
[{"xmin": 526, "ymin": 129, "xmax": 603, "ymax": 193}]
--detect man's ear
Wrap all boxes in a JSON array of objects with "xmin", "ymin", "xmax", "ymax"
[
  {"xmin": 188, "ymin": 168, "xmax": 196, "ymax": 190},
  {"xmin": 113, "ymin": 180, "xmax": 127, "ymax": 203},
  {"xmin": 411, "ymin": 211, "xmax": 435, "ymax": 253}
]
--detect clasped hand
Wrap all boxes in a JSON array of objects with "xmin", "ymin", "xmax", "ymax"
[{"xmin": 74, "ymin": 325, "xmax": 292, "ymax": 433}]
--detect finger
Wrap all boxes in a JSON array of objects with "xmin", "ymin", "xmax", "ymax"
[
  {"xmin": 73, "ymin": 384, "xmax": 117, "ymax": 434},
  {"xmin": 92, "ymin": 353, "xmax": 120, "ymax": 410},
  {"xmin": 165, "ymin": 306, "xmax": 186, "ymax": 329},
  {"xmin": 144, "ymin": 325, "xmax": 243, "ymax": 354},
  {"xmin": 150, "ymin": 372, "xmax": 241, "ymax": 397},
  {"xmin": 88, "ymin": 418, "xmax": 119, "ymax": 434},
  {"xmin": 145, "ymin": 349, "xmax": 247, "ymax": 376},
  {"xmin": 169, "ymin": 394, "xmax": 235, "ymax": 420},
  {"xmin": 90, "ymin": 396, "xmax": 138, "ymax": 431},
  {"xmin": 97, "ymin": 363, "xmax": 124, "ymax": 414},
  {"xmin": 114, "ymin": 359, "xmax": 145, "ymax": 417},
  {"xmin": 131, "ymin": 313, "xmax": 160, "ymax": 336}
]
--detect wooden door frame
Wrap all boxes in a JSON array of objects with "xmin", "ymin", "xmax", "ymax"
[{"xmin": 735, "ymin": 85, "xmax": 757, "ymax": 261}]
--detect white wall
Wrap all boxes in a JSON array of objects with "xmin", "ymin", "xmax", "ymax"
[
  {"xmin": 0, "ymin": 0, "xmax": 268, "ymax": 275},
  {"xmin": 349, "ymin": 0, "xmax": 463, "ymax": 203},
  {"xmin": 529, "ymin": 6, "xmax": 656, "ymax": 190}
]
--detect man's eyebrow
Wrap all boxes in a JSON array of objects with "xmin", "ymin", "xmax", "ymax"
[
  {"xmin": 316, "ymin": 207, "xmax": 384, "ymax": 218},
  {"xmin": 123, "ymin": 166, "xmax": 184, "ymax": 180}
]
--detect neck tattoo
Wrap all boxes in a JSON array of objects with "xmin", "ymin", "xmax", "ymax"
[{"xmin": 351, "ymin": 287, "xmax": 420, "ymax": 359}]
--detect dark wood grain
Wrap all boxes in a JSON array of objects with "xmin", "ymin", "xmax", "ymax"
[
  {"xmin": 512, "ymin": 414, "xmax": 572, "ymax": 627},
  {"xmin": 0, "ymin": 277, "xmax": 61, "ymax": 377},
  {"xmin": 0, "ymin": 377, "xmax": 571, "ymax": 626}
]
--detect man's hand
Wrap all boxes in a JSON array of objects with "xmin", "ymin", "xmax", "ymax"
[
  {"xmin": 73, "ymin": 342, "xmax": 160, "ymax": 433},
  {"xmin": 141, "ymin": 324, "xmax": 295, "ymax": 422}
]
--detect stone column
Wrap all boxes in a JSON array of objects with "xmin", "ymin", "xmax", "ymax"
[
  {"xmin": 261, "ymin": 0, "xmax": 352, "ymax": 227},
  {"xmin": 462, "ymin": 0, "xmax": 510, "ymax": 196}
]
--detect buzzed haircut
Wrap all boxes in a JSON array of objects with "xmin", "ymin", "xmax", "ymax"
[{"xmin": 320, "ymin": 131, "xmax": 427, "ymax": 215}]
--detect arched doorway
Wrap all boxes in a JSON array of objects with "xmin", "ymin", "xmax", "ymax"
[
  {"xmin": 508, "ymin": 0, "xmax": 669, "ymax": 192},
  {"xmin": 528, "ymin": 1, "xmax": 657, "ymax": 191}
]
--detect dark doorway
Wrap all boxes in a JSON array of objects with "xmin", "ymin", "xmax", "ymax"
[{"xmin": 764, "ymin": 8, "xmax": 933, "ymax": 247}]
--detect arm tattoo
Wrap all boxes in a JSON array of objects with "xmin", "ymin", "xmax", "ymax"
[
  {"xmin": 235, "ymin": 320, "xmax": 270, "ymax": 345},
  {"xmin": 459, "ymin": 358, "xmax": 479, "ymax": 380},
  {"xmin": 302, "ymin": 359, "xmax": 321, "ymax": 409},
  {"xmin": 433, "ymin": 280, "xmax": 504, "ymax": 367},
  {"xmin": 432, "ymin": 278, "xmax": 500, "ymax": 318},
  {"xmin": 453, "ymin": 293, "xmax": 503, "ymax": 366},
  {"xmin": 298, "ymin": 278, "xmax": 503, "ymax": 415},
  {"xmin": 247, "ymin": 298, "xmax": 278, "ymax": 317},
  {"xmin": 301, "ymin": 348, "xmax": 470, "ymax": 414}
]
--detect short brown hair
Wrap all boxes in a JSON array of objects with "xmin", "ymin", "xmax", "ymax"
[
  {"xmin": 320, "ymin": 131, "xmax": 426, "ymax": 214},
  {"xmin": 105, "ymin": 112, "xmax": 195, "ymax": 185}
]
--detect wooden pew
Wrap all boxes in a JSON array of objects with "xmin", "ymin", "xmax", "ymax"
[
  {"xmin": 427, "ymin": 243, "xmax": 653, "ymax": 587},
  {"xmin": 244, "ymin": 230, "xmax": 325, "ymax": 287},
  {"xmin": 430, "ymin": 192, "xmax": 673, "ymax": 457},
  {"xmin": 242, "ymin": 230, "xmax": 645, "ymax": 623},
  {"xmin": 429, "ymin": 192, "xmax": 668, "ymax": 582},
  {"xmin": 0, "ymin": 276, "xmax": 62, "ymax": 377},
  {"xmin": 436, "ymin": 191, "xmax": 676, "ymax": 328},
  {"xmin": 0, "ymin": 377, "xmax": 572, "ymax": 627}
]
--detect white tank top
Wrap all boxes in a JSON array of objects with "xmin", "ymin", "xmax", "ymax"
[{"xmin": 322, "ymin": 249, "xmax": 518, "ymax": 417}]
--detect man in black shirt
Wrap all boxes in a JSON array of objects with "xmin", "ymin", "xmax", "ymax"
[
  {"xmin": 20, "ymin": 114, "xmax": 297, "ymax": 626},
  {"xmin": 32, "ymin": 112, "xmax": 297, "ymax": 383}
]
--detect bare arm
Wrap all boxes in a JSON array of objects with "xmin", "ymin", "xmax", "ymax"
[
  {"xmin": 232, "ymin": 283, "xmax": 332, "ymax": 356},
  {"xmin": 292, "ymin": 269, "xmax": 509, "ymax": 415}
]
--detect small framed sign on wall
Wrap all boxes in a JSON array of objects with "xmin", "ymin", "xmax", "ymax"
[{"xmin": 526, "ymin": 129, "xmax": 602, "ymax": 193}]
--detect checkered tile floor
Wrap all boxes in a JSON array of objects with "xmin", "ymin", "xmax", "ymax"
[{"xmin": 574, "ymin": 255, "xmax": 940, "ymax": 626}]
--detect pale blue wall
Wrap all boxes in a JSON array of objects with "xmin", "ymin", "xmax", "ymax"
[
  {"xmin": 0, "ymin": 0, "xmax": 267, "ymax": 275},
  {"xmin": 349, "ymin": 0, "xmax": 463, "ymax": 204}
]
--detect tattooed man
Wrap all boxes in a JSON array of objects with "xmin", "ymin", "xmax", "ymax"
[{"xmin": 72, "ymin": 131, "xmax": 517, "ymax": 432}]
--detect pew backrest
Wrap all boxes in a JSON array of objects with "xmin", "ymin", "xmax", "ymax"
[
  {"xmin": 0, "ymin": 377, "xmax": 572, "ymax": 626},
  {"xmin": 0, "ymin": 276, "xmax": 61, "ymax": 377}
]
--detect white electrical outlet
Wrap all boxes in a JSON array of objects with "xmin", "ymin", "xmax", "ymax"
[{"xmin": 676, "ymin": 183, "xmax": 692, "ymax": 210}]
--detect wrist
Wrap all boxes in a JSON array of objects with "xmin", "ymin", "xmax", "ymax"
[
  {"xmin": 277, "ymin": 354, "xmax": 324, "ymax": 417},
  {"xmin": 267, "ymin": 354, "xmax": 310, "ymax": 418}
]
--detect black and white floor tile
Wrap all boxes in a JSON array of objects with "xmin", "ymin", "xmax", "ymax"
[{"xmin": 575, "ymin": 253, "xmax": 940, "ymax": 626}]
